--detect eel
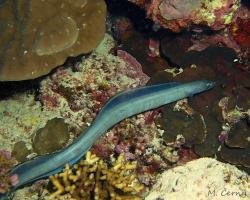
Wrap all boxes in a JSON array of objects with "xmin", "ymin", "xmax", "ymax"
[{"xmin": 1, "ymin": 80, "xmax": 215, "ymax": 199}]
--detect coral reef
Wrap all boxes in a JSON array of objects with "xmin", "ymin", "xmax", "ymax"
[
  {"xmin": 126, "ymin": 1, "xmax": 250, "ymax": 69},
  {"xmin": 107, "ymin": 0, "xmax": 250, "ymax": 173},
  {"xmin": 46, "ymin": 151, "xmax": 144, "ymax": 199},
  {"xmin": 0, "ymin": 93, "xmax": 60, "ymax": 153},
  {"xmin": 0, "ymin": 150, "xmax": 17, "ymax": 193},
  {"xmin": 229, "ymin": 5, "xmax": 250, "ymax": 47},
  {"xmin": 128, "ymin": 0, "xmax": 240, "ymax": 32},
  {"xmin": 118, "ymin": 31, "xmax": 170, "ymax": 76},
  {"xmin": 146, "ymin": 42, "xmax": 250, "ymax": 169},
  {"xmin": 216, "ymin": 95, "xmax": 250, "ymax": 169},
  {"xmin": 0, "ymin": 0, "xmax": 106, "ymax": 81},
  {"xmin": 188, "ymin": 5, "xmax": 250, "ymax": 71},
  {"xmin": 91, "ymin": 113, "xmax": 181, "ymax": 185},
  {"xmin": 0, "ymin": 34, "xmax": 183, "ymax": 197},
  {"xmin": 117, "ymin": 50, "xmax": 150, "ymax": 85},
  {"xmin": 32, "ymin": 118, "xmax": 70, "ymax": 155},
  {"xmin": 39, "ymin": 40, "xmax": 181, "ymax": 185},
  {"xmin": 0, "ymin": 0, "xmax": 248, "ymax": 196},
  {"xmin": 39, "ymin": 50, "xmax": 149, "ymax": 130},
  {"xmin": 158, "ymin": 105, "xmax": 206, "ymax": 146},
  {"xmin": 145, "ymin": 158, "xmax": 250, "ymax": 200}
]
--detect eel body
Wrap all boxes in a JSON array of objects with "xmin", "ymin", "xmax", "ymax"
[{"xmin": 1, "ymin": 80, "xmax": 215, "ymax": 198}]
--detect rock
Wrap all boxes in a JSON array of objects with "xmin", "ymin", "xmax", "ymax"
[
  {"xmin": 226, "ymin": 120, "xmax": 250, "ymax": 148},
  {"xmin": 0, "ymin": 0, "xmax": 106, "ymax": 81},
  {"xmin": 145, "ymin": 158, "xmax": 249, "ymax": 200},
  {"xmin": 219, "ymin": 144, "xmax": 250, "ymax": 168},
  {"xmin": 159, "ymin": 106, "xmax": 206, "ymax": 146},
  {"xmin": 194, "ymin": 114, "xmax": 221, "ymax": 157}
]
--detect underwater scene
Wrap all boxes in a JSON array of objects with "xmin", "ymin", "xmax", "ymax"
[{"xmin": 0, "ymin": 0, "xmax": 249, "ymax": 199}]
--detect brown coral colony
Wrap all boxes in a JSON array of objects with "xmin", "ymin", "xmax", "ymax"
[{"xmin": 0, "ymin": 0, "xmax": 106, "ymax": 81}]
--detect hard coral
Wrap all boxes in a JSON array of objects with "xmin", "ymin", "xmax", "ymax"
[
  {"xmin": 0, "ymin": 0, "xmax": 106, "ymax": 81},
  {"xmin": 39, "ymin": 41, "xmax": 150, "ymax": 131},
  {"xmin": 47, "ymin": 151, "xmax": 144, "ymax": 200},
  {"xmin": 32, "ymin": 118, "xmax": 70, "ymax": 155}
]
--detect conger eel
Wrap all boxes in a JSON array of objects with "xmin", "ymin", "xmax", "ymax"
[{"xmin": 0, "ymin": 80, "xmax": 215, "ymax": 199}]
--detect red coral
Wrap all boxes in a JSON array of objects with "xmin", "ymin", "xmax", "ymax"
[
  {"xmin": 230, "ymin": 17, "xmax": 250, "ymax": 48},
  {"xmin": 39, "ymin": 95, "xmax": 59, "ymax": 109},
  {"xmin": 91, "ymin": 90, "xmax": 110, "ymax": 112},
  {"xmin": 144, "ymin": 108, "xmax": 161, "ymax": 124},
  {"xmin": 143, "ymin": 159, "xmax": 161, "ymax": 174},
  {"xmin": 91, "ymin": 143, "xmax": 113, "ymax": 159},
  {"xmin": 178, "ymin": 146, "xmax": 199, "ymax": 164}
]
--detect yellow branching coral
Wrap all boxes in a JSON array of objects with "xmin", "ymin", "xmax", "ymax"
[{"xmin": 46, "ymin": 151, "xmax": 144, "ymax": 200}]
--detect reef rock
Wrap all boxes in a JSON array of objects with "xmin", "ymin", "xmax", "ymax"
[
  {"xmin": 146, "ymin": 158, "xmax": 249, "ymax": 200},
  {"xmin": 129, "ymin": 0, "xmax": 240, "ymax": 32},
  {"xmin": 0, "ymin": 0, "xmax": 106, "ymax": 81}
]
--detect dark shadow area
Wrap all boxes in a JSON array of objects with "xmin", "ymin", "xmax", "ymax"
[
  {"xmin": 0, "ymin": 79, "xmax": 40, "ymax": 100},
  {"xmin": 241, "ymin": 0, "xmax": 250, "ymax": 8},
  {"xmin": 105, "ymin": 0, "xmax": 173, "ymax": 39},
  {"xmin": 105, "ymin": 0, "xmax": 153, "ymax": 32}
]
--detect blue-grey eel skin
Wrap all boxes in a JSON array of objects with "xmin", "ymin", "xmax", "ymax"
[{"xmin": 0, "ymin": 80, "xmax": 215, "ymax": 199}]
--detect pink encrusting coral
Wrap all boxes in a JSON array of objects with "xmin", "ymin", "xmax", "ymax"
[
  {"xmin": 117, "ymin": 50, "xmax": 150, "ymax": 86},
  {"xmin": 129, "ymin": 0, "xmax": 240, "ymax": 32}
]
